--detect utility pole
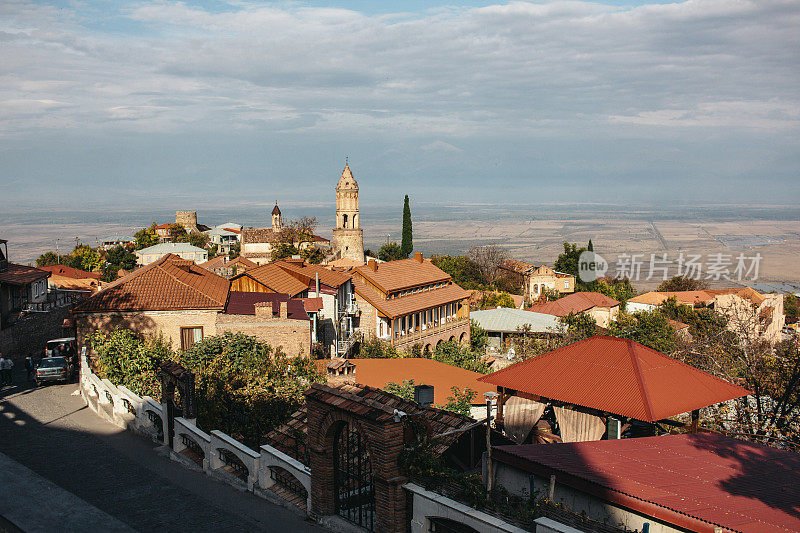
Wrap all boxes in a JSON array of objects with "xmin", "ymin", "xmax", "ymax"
[{"xmin": 484, "ymin": 391, "xmax": 498, "ymax": 492}]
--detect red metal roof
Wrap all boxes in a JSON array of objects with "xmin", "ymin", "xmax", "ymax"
[
  {"xmin": 493, "ymin": 433, "xmax": 800, "ymax": 533},
  {"xmin": 529, "ymin": 291, "xmax": 620, "ymax": 316},
  {"xmin": 39, "ymin": 264, "xmax": 102, "ymax": 280},
  {"xmin": 478, "ymin": 335, "xmax": 750, "ymax": 421}
]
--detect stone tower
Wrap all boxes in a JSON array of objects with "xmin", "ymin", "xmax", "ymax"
[
  {"xmin": 331, "ymin": 163, "xmax": 364, "ymax": 262},
  {"xmin": 175, "ymin": 210, "xmax": 200, "ymax": 233},
  {"xmin": 271, "ymin": 202, "xmax": 282, "ymax": 231}
]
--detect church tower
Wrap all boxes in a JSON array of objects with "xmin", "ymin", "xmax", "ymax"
[
  {"xmin": 331, "ymin": 162, "xmax": 365, "ymax": 262},
  {"xmin": 272, "ymin": 202, "xmax": 282, "ymax": 231}
]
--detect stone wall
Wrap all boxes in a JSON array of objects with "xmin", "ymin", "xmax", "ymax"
[
  {"xmin": 216, "ymin": 313, "xmax": 311, "ymax": 358},
  {"xmin": 331, "ymin": 227, "xmax": 364, "ymax": 262},
  {"xmin": 74, "ymin": 309, "xmax": 220, "ymax": 357},
  {"xmin": 0, "ymin": 306, "xmax": 72, "ymax": 361}
]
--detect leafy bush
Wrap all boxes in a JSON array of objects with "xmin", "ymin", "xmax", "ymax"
[
  {"xmin": 90, "ymin": 329, "xmax": 172, "ymax": 398},
  {"xmin": 432, "ymin": 341, "xmax": 489, "ymax": 373}
]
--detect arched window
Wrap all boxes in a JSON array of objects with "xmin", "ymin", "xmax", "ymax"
[
  {"xmin": 343, "ymin": 214, "xmax": 348, "ymax": 228},
  {"xmin": 334, "ymin": 422, "xmax": 374, "ymax": 531}
]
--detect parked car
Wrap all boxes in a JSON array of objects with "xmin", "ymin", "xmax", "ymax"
[
  {"xmin": 44, "ymin": 337, "xmax": 77, "ymax": 378},
  {"xmin": 35, "ymin": 357, "xmax": 71, "ymax": 385}
]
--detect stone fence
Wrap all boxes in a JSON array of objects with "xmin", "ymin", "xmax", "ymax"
[
  {"xmin": 78, "ymin": 356, "xmax": 311, "ymax": 514},
  {"xmin": 79, "ymin": 355, "xmax": 575, "ymax": 533}
]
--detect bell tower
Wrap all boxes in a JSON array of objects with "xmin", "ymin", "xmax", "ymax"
[
  {"xmin": 271, "ymin": 202, "xmax": 282, "ymax": 231},
  {"xmin": 331, "ymin": 161, "xmax": 364, "ymax": 262}
]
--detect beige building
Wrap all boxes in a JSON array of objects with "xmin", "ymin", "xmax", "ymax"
[
  {"xmin": 529, "ymin": 291, "xmax": 620, "ymax": 328},
  {"xmin": 330, "ymin": 164, "xmax": 364, "ymax": 263},
  {"xmin": 709, "ymin": 287, "xmax": 785, "ymax": 344},
  {"xmin": 241, "ymin": 202, "xmax": 330, "ymax": 265},
  {"xmin": 72, "ymin": 254, "xmax": 311, "ymax": 358},
  {"xmin": 135, "ymin": 242, "xmax": 207, "ymax": 266},
  {"xmin": 497, "ymin": 260, "xmax": 575, "ymax": 302},
  {"xmin": 351, "ymin": 252, "xmax": 470, "ymax": 353}
]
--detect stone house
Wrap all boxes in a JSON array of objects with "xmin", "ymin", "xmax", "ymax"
[
  {"xmin": 240, "ymin": 202, "xmax": 330, "ymax": 265},
  {"xmin": 528, "ymin": 291, "xmax": 620, "ymax": 328},
  {"xmin": 198, "ymin": 255, "xmax": 256, "ymax": 279},
  {"xmin": 135, "ymin": 242, "xmax": 208, "ymax": 266},
  {"xmin": 0, "ymin": 239, "xmax": 51, "ymax": 329},
  {"xmin": 72, "ymin": 254, "xmax": 311, "ymax": 358},
  {"xmin": 351, "ymin": 253, "xmax": 471, "ymax": 353},
  {"xmin": 709, "ymin": 287, "xmax": 785, "ymax": 343},
  {"xmin": 497, "ymin": 259, "xmax": 575, "ymax": 302},
  {"xmin": 626, "ymin": 290, "xmax": 714, "ymax": 313}
]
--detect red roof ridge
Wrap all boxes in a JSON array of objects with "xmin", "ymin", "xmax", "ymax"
[
  {"xmin": 161, "ymin": 260, "xmax": 229, "ymax": 306},
  {"xmin": 626, "ymin": 338, "xmax": 655, "ymax": 422}
]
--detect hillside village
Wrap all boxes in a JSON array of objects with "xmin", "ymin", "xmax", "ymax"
[{"xmin": 2, "ymin": 163, "xmax": 800, "ymax": 533}]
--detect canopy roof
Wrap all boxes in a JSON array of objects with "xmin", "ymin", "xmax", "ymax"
[{"xmin": 479, "ymin": 335, "xmax": 750, "ymax": 422}]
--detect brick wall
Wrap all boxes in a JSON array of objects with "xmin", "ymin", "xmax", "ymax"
[{"xmin": 307, "ymin": 397, "xmax": 408, "ymax": 533}]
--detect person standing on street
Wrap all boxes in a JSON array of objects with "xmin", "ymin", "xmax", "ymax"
[
  {"xmin": 25, "ymin": 356, "xmax": 35, "ymax": 382},
  {"xmin": 0, "ymin": 354, "xmax": 12, "ymax": 386}
]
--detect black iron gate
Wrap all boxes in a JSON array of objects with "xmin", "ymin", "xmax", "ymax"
[{"xmin": 334, "ymin": 422, "xmax": 375, "ymax": 531}]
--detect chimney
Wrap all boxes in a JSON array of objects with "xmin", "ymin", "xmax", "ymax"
[
  {"xmin": 279, "ymin": 301, "xmax": 288, "ymax": 319},
  {"xmin": 414, "ymin": 384, "xmax": 434, "ymax": 408},
  {"xmin": 254, "ymin": 301, "xmax": 273, "ymax": 317},
  {"xmin": 368, "ymin": 258, "xmax": 378, "ymax": 272},
  {"xmin": 414, "ymin": 251, "xmax": 423, "ymax": 263}
]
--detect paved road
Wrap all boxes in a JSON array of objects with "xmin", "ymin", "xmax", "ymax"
[{"xmin": 0, "ymin": 371, "xmax": 324, "ymax": 532}]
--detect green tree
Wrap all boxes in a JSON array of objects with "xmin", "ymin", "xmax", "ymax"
[
  {"xmin": 785, "ymin": 294, "xmax": 799, "ymax": 323},
  {"xmin": 384, "ymin": 379, "xmax": 416, "ymax": 401},
  {"xmin": 90, "ymin": 328, "xmax": 173, "ymax": 398},
  {"xmin": 554, "ymin": 242, "xmax": 586, "ymax": 281},
  {"xmin": 479, "ymin": 291, "xmax": 516, "ymax": 309},
  {"xmin": 71, "ymin": 245, "xmax": 102, "ymax": 272},
  {"xmin": 105, "ymin": 245, "xmax": 137, "ymax": 271},
  {"xmin": 300, "ymin": 245, "xmax": 325, "ymax": 264},
  {"xmin": 596, "ymin": 277, "xmax": 637, "ymax": 305},
  {"xmin": 36, "ymin": 251, "xmax": 60, "ymax": 267},
  {"xmin": 432, "ymin": 341, "xmax": 489, "ymax": 373},
  {"xmin": 355, "ymin": 337, "xmax": 400, "ymax": 358},
  {"xmin": 271, "ymin": 243, "xmax": 299, "ymax": 262},
  {"xmin": 378, "ymin": 241, "xmax": 405, "ymax": 262},
  {"xmin": 470, "ymin": 319, "xmax": 488, "ymax": 352},
  {"xmin": 439, "ymin": 386, "xmax": 476, "ymax": 417},
  {"xmin": 559, "ymin": 312, "xmax": 596, "ymax": 339},
  {"xmin": 100, "ymin": 262, "xmax": 119, "ymax": 282},
  {"xmin": 606, "ymin": 310, "xmax": 678, "ymax": 353},
  {"xmin": 587, "ymin": 239, "xmax": 593, "ymax": 252},
  {"xmin": 401, "ymin": 194, "xmax": 413, "ymax": 258},
  {"xmin": 134, "ymin": 224, "xmax": 160, "ymax": 250},
  {"xmin": 656, "ymin": 276, "xmax": 709, "ymax": 292},
  {"xmin": 430, "ymin": 255, "xmax": 486, "ymax": 289}
]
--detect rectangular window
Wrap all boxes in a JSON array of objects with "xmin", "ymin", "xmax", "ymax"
[
  {"xmin": 564, "ymin": 280, "xmax": 570, "ymax": 289},
  {"xmin": 180, "ymin": 326, "xmax": 203, "ymax": 351}
]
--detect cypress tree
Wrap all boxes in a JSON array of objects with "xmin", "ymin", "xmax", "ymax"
[
  {"xmin": 401, "ymin": 195, "xmax": 413, "ymax": 258},
  {"xmin": 587, "ymin": 239, "xmax": 594, "ymax": 252}
]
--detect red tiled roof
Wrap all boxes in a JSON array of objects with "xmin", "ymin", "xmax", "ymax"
[
  {"xmin": 72, "ymin": 254, "xmax": 229, "ymax": 313},
  {"xmin": 224, "ymin": 291, "xmax": 309, "ymax": 320},
  {"xmin": 275, "ymin": 259, "xmax": 351, "ymax": 288},
  {"xmin": 352, "ymin": 277, "xmax": 469, "ymax": 319},
  {"xmin": 39, "ymin": 264, "xmax": 102, "ymax": 280},
  {"xmin": 199, "ymin": 255, "xmax": 256, "ymax": 271},
  {"xmin": 316, "ymin": 358, "xmax": 494, "ymax": 405},
  {"xmin": 479, "ymin": 335, "xmax": 750, "ymax": 422},
  {"xmin": 48, "ymin": 275, "xmax": 99, "ymax": 293},
  {"xmin": 0, "ymin": 264, "xmax": 50, "ymax": 285},
  {"xmin": 529, "ymin": 291, "xmax": 619, "ymax": 316},
  {"xmin": 299, "ymin": 297, "xmax": 323, "ymax": 313},
  {"xmin": 231, "ymin": 263, "xmax": 308, "ymax": 297},
  {"xmin": 304, "ymin": 382, "xmax": 478, "ymax": 455},
  {"xmin": 354, "ymin": 256, "xmax": 451, "ymax": 293},
  {"xmin": 494, "ymin": 433, "xmax": 800, "ymax": 533}
]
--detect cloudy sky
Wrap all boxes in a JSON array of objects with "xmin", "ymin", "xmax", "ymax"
[{"xmin": 1, "ymin": 0, "xmax": 798, "ymax": 209}]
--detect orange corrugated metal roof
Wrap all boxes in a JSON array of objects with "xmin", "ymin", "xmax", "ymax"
[
  {"xmin": 479, "ymin": 335, "xmax": 750, "ymax": 422},
  {"xmin": 318, "ymin": 358, "xmax": 494, "ymax": 405},
  {"xmin": 232, "ymin": 263, "xmax": 308, "ymax": 297},
  {"xmin": 354, "ymin": 256, "xmax": 451, "ymax": 293},
  {"xmin": 352, "ymin": 277, "xmax": 469, "ymax": 319},
  {"xmin": 529, "ymin": 291, "xmax": 619, "ymax": 316},
  {"xmin": 73, "ymin": 254, "xmax": 229, "ymax": 313},
  {"xmin": 707, "ymin": 287, "xmax": 767, "ymax": 306}
]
